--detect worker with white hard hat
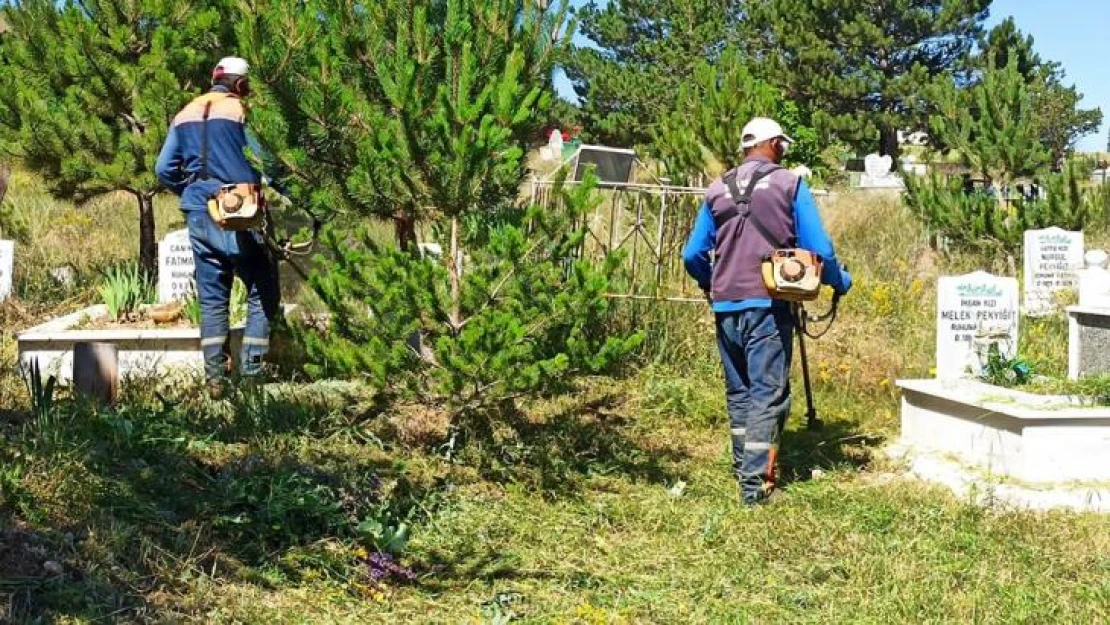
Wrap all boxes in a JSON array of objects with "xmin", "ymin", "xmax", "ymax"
[{"xmin": 156, "ymin": 56, "xmax": 285, "ymax": 399}]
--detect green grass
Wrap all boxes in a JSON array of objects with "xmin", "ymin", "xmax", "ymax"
[
  {"xmin": 2, "ymin": 174, "xmax": 1110, "ymax": 623},
  {"xmin": 4, "ymin": 374, "xmax": 1108, "ymax": 623}
]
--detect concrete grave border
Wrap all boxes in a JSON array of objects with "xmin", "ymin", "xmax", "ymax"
[
  {"xmin": 17, "ymin": 304, "xmax": 243, "ymax": 385},
  {"xmin": 894, "ymin": 378, "xmax": 1110, "ymax": 513}
]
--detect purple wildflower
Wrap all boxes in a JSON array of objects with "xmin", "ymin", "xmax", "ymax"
[{"xmin": 366, "ymin": 550, "xmax": 416, "ymax": 588}]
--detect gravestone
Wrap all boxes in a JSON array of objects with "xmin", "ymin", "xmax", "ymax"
[
  {"xmin": 936, "ymin": 271, "xmax": 1019, "ymax": 380},
  {"xmin": 158, "ymin": 229, "xmax": 195, "ymax": 303},
  {"xmin": 1076, "ymin": 250, "xmax": 1110, "ymax": 309},
  {"xmin": 1023, "ymin": 227, "xmax": 1084, "ymax": 315},
  {"xmin": 859, "ymin": 153, "xmax": 905, "ymax": 189},
  {"xmin": 0, "ymin": 239, "xmax": 13, "ymax": 301}
]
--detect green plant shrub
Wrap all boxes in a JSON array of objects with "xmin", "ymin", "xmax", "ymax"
[
  {"xmin": 905, "ymin": 162, "xmax": 1109, "ymax": 255},
  {"xmin": 214, "ymin": 468, "xmax": 347, "ymax": 558},
  {"xmin": 297, "ymin": 174, "xmax": 643, "ymax": 445},
  {"xmin": 182, "ymin": 291, "xmax": 202, "ymax": 326},
  {"xmin": 176, "ymin": 278, "xmax": 246, "ymax": 327},
  {"xmin": 978, "ymin": 343, "xmax": 1032, "ymax": 387},
  {"xmin": 96, "ymin": 262, "xmax": 154, "ymax": 320}
]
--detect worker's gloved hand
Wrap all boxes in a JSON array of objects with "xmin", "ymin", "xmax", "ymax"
[{"xmin": 836, "ymin": 269, "xmax": 853, "ymax": 296}]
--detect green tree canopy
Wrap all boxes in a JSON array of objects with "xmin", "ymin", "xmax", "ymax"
[
  {"xmin": 564, "ymin": 0, "xmax": 744, "ymax": 149},
  {"xmin": 929, "ymin": 57, "xmax": 1050, "ymax": 189},
  {"xmin": 653, "ymin": 47, "xmax": 819, "ymax": 184},
  {"xmin": 238, "ymin": 0, "xmax": 640, "ymax": 446},
  {"xmin": 238, "ymin": 0, "xmax": 570, "ymax": 249},
  {"xmin": 750, "ymin": 0, "xmax": 990, "ymax": 160},
  {"xmin": 973, "ymin": 18, "xmax": 1102, "ymax": 167},
  {"xmin": 0, "ymin": 0, "xmax": 233, "ymax": 276}
]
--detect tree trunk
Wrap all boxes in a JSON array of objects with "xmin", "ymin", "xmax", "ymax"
[
  {"xmin": 0, "ymin": 162, "xmax": 10, "ymax": 207},
  {"xmin": 394, "ymin": 212, "xmax": 417, "ymax": 251},
  {"xmin": 879, "ymin": 126, "xmax": 900, "ymax": 162},
  {"xmin": 448, "ymin": 216, "xmax": 461, "ymax": 333},
  {"xmin": 137, "ymin": 192, "xmax": 157, "ymax": 280}
]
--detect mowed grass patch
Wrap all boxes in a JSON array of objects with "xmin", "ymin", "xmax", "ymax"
[{"xmin": 184, "ymin": 406, "xmax": 1110, "ymax": 623}]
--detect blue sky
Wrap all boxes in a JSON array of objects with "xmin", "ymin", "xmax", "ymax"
[{"xmin": 555, "ymin": 0, "xmax": 1109, "ymax": 152}]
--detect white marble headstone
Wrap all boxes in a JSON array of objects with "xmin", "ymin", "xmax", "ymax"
[
  {"xmin": 936, "ymin": 271, "xmax": 1020, "ymax": 380},
  {"xmin": 0, "ymin": 240, "xmax": 13, "ymax": 301},
  {"xmin": 540, "ymin": 128, "xmax": 565, "ymax": 162},
  {"xmin": 860, "ymin": 153, "xmax": 905, "ymax": 189},
  {"xmin": 864, "ymin": 153, "xmax": 892, "ymax": 178},
  {"xmin": 1077, "ymin": 249, "xmax": 1110, "ymax": 309},
  {"xmin": 1023, "ymin": 227, "xmax": 1084, "ymax": 315},
  {"xmin": 158, "ymin": 229, "xmax": 195, "ymax": 303}
]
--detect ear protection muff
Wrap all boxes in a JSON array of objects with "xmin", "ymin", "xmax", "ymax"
[{"xmin": 234, "ymin": 77, "xmax": 249, "ymax": 97}]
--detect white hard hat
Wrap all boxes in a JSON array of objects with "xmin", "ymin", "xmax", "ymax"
[
  {"xmin": 740, "ymin": 117, "xmax": 793, "ymax": 149},
  {"xmin": 213, "ymin": 56, "xmax": 250, "ymax": 78}
]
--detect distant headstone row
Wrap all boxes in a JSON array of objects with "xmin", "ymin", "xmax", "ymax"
[{"xmin": 935, "ymin": 227, "xmax": 1087, "ymax": 381}]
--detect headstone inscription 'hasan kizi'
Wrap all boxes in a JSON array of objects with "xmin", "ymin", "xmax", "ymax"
[{"xmin": 936, "ymin": 271, "xmax": 1019, "ymax": 380}]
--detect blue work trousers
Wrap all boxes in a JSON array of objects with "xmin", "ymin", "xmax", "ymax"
[
  {"xmin": 186, "ymin": 210, "xmax": 280, "ymax": 381},
  {"xmin": 715, "ymin": 307, "xmax": 795, "ymax": 503}
]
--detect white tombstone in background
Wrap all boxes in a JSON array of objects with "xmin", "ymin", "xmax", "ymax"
[
  {"xmin": 1023, "ymin": 227, "xmax": 1084, "ymax": 316},
  {"xmin": 157, "ymin": 229, "xmax": 195, "ymax": 303},
  {"xmin": 549, "ymin": 128, "xmax": 564, "ymax": 154},
  {"xmin": 936, "ymin": 271, "xmax": 1020, "ymax": 380},
  {"xmin": 790, "ymin": 165, "xmax": 813, "ymax": 179},
  {"xmin": 1076, "ymin": 249, "xmax": 1110, "ymax": 309},
  {"xmin": 0, "ymin": 240, "xmax": 13, "ymax": 301},
  {"xmin": 540, "ymin": 128, "xmax": 564, "ymax": 162},
  {"xmin": 860, "ymin": 153, "xmax": 905, "ymax": 189}
]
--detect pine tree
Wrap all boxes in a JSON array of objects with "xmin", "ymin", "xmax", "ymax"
[
  {"xmin": 564, "ymin": 0, "xmax": 745, "ymax": 148},
  {"xmin": 299, "ymin": 174, "xmax": 642, "ymax": 442},
  {"xmin": 908, "ymin": 56, "xmax": 1104, "ymax": 255},
  {"xmin": 974, "ymin": 19, "xmax": 1102, "ymax": 168},
  {"xmin": 238, "ymin": 0, "xmax": 569, "ymax": 251},
  {"xmin": 239, "ymin": 0, "xmax": 641, "ymax": 442},
  {"xmin": 653, "ymin": 47, "xmax": 820, "ymax": 184},
  {"xmin": 0, "ymin": 0, "xmax": 234, "ymax": 277},
  {"xmin": 751, "ymin": 0, "xmax": 990, "ymax": 160},
  {"xmin": 928, "ymin": 57, "xmax": 1050, "ymax": 191}
]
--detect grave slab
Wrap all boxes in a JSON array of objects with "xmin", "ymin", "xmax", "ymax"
[
  {"xmin": 896, "ymin": 378, "xmax": 1110, "ymax": 513},
  {"xmin": 17, "ymin": 305, "xmax": 243, "ymax": 385}
]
